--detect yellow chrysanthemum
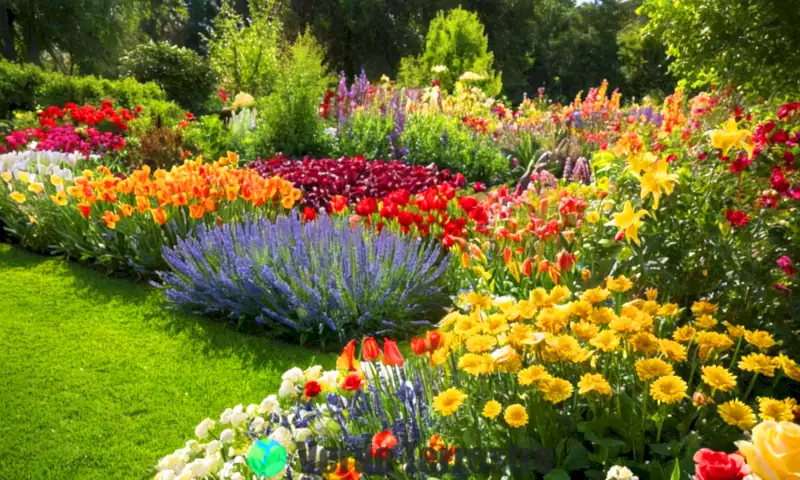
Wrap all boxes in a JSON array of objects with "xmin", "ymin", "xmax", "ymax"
[
  {"xmin": 580, "ymin": 287, "xmax": 610, "ymax": 305},
  {"xmin": 696, "ymin": 331, "xmax": 734, "ymax": 351},
  {"xmin": 589, "ymin": 307, "xmax": 617, "ymax": 325},
  {"xmin": 458, "ymin": 353, "xmax": 493, "ymax": 376},
  {"xmin": 739, "ymin": 353, "xmax": 779, "ymax": 377},
  {"xmin": 778, "ymin": 354, "xmax": 800, "ymax": 381},
  {"xmin": 629, "ymin": 332, "xmax": 659, "ymax": 354},
  {"xmin": 466, "ymin": 335, "xmax": 498, "ymax": 353},
  {"xmin": 744, "ymin": 330, "xmax": 776, "ymax": 351},
  {"xmin": 718, "ymin": 400, "xmax": 756, "ymax": 430},
  {"xmin": 695, "ymin": 314, "xmax": 718, "ymax": 330},
  {"xmin": 483, "ymin": 314, "xmax": 509, "ymax": 335},
  {"xmin": 508, "ymin": 323, "xmax": 543, "ymax": 348},
  {"xmin": 571, "ymin": 321, "xmax": 600, "ymax": 340},
  {"xmin": 635, "ymin": 358, "xmax": 674, "ymax": 381},
  {"xmin": 528, "ymin": 288, "xmax": 550, "ymax": 307},
  {"xmin": 459, "ymin": 292, "xmax": 493, "ymax": 309},
  {"xmin": 578, "ymin": 373, "xmax": 613, "ymax": 396},
  {"xmin": 609, "ymin": 314, "xmax": 637, "ymax": 334},
  {"xmin": 658, "ymin": 303, "xmax": 680, "ymax": 316},
  {"xmin": 589, "ymin": 330, "xmax": 619, "ymax": 352},
  {"xmin": 454, "ymin": 314, "xmax": 483, "ymax": 337},
  {"xmin": 569, "ymin": 300, "xmax": 594, "ymax": 319},
  {"xmin": 606, "ymin": 275, "xmax": 634, "ymax": 292},
  {"xmin": 644, "ymin": 288, "xmax": 658, "ymax": 301},
  {"xmin": 503, "ymin": 404, "xmax": 529, "ymax": 428},
  {"xmin": 650, "ymin": 375, "xmax": 687, "ymax": 404},
  {"xmin": 701, "ymin": 365, "xmax": 737, "ymax": 392},
  {"xmin": 757, "ymin": 397, "xmax": 794, "ymax": 422},
  {"xmin": 658, "ymin": 339, "xmax": 687, "ymax": 362},
  {"xmin": 536, "ymin": 307, "xmax": 569, "ymax": 333},
  {"xmin": 723, "ymin": 321, "xmax": 745, "ymax": 339},
  {"xmin": 433, "ymin": 388, "xmax": 468, "ymax": 416},
  {"xmin": 548, "ymin": 285, "xmax": 571, "ymax": 304},
  {"xmin": 673, "ymin": 325, "xmax": 697, "ymax": 343},
  {"xmin": 517, "ymin": 365, "xmax": 551, "ymax": 386},
  {"xmin": 482, "ymin": 400, "xmax": 502, "ymax": 419},
  {"xmin": 539, "ymin": 377, "xmax": 574, "ymax": 404},
  {"xmin": 691, "ymin": 301, "xmax": 718, "ymax": 317}
]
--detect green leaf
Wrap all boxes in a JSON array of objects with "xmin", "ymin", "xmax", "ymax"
[
  {"xmin": 544, "ymin": 468, "xmax": 571, "ymax": 480},
  {"xmin": 669, "ymin": 459, "xmax": 681, "ymax": 480},
  {"xmin": 564, "ymin": 442, "xmax": 591, "ymax": 471}
]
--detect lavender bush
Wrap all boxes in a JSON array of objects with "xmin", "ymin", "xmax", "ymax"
[{"xmin": 155, "ymin": 212, "xmax": 451, "ymax": 344}]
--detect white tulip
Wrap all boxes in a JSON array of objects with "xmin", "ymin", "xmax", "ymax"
[
  {"xmin": 268, "ymin": 426, "xmax": 293, "ymax": 449},
  {"xmin": 318, "ymin": 370, "xmax": 340, "ymax": 390},
  {"xmin": 304, "ymin": 365, "xmax": 323, "ymax": 382},
  {"xmin": 245, "ymin": 404, "xmax": 257, "ymax": 416},
  {"xmin": 258, "ymin": 395, "xmax": 279, "ymax": 414},
  {"xmin": 220, "ymin": 428, "xmax": 235, "ymax": 444},
  {"xmin": 219, "ymin": 408, "xmax": 233, "ymax": 425},
  {"xmin": 293, "ymin": 427, "xmax": 312, "ymax": 442},
  {"xmin": 281, "ymin": 367, "xmax": 305, "ymax": 383},
  {"xmin": 205, "ymin": 440, "xmax": 221, "ymax": 456},
  {"xmin": 251, "ymin": 416, "xmax": 265, "ymax": 431},
  {"xmin": 194, "ymin": 418, "xmax": 215, "ymax": 439},
  {"xmin": 155, "ymin": 470, "xmax": 176, "ymax": 480},
  {"xmin": 278, "ymin": 380, "xmax": 297, "ymax": 398}
]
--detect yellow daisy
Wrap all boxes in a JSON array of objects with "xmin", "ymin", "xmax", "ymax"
[
  {"xmin": 578, "ymin": 373, "xmax": 613, "ymax": 396},
  {"xmin": 757, "ymin": 397, "xmax": 794, "ymax": 422},
  {"xmin": 744, "ymin": 330, "xmax": 776, "ymax": 351},
  {"xmin": 635, "ymin": 358, "xmax": 674, "ymax": 381},
  {"xmin": 701, "ymin": 365, "xmax": 737, "ymax": 392},
  {"xmin": 517, "ymin": 365, "xmax": 551, "ymax": 386},
  {"xmin": 539, "ymin": 377, "xmax": 573, "ymax": 404},
  {"xmin": 650, "ymin": 375, "xmax": 687, "ymax": 404},
  {"xmin": 739, "ymin": 353, "xmax": 779, "ymax": 377},
  {"xmin": 718, "ymin": 400, "xmax": 756, "ymax": 430},
  {"xmin": 590, "ymin": 330, "xmax": 619, "ymax": 352},
  {"xmin": 503, "ymin": 404, "xmax": 529, "ymax": 428},
  {"xmin": 433, "ymin": 388, "xmax": 468, "ymax": 416},
  {"xmin": 482, "ymin": 400, "xmax": 502, "ymax": 419}
]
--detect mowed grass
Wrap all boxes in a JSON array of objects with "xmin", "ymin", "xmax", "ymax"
[{"xmin": 0, "ymin": 244, "xmax": 332, "ymax": 479}]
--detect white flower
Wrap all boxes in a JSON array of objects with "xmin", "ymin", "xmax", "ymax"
[
  {"xmin": 268, "ymin": 426, "xmax": 293, "ymax": 449},
  {"xmin": 258, "ymin": 395, "xmax": 279, "ymax": 414},
  {"xmin": 220, "ymin": 428, "xmax": 235, "ymax": 444},
  {"xmin": 185, "ymin": 440, "xmax": 201, "ymax": 452},
  {"xmin": 606, "ymin": 466, "xmax": 638, "ymax": 480},
  {"xmin": 293, "ymin": 427, "xmax": 312, "ymax": 442},
  {"xmin": 278, "ymin": 379, "xmax": 297, "ymax": 398},
  {"xmin": 155, "ymin": 470, "xmax": 176, "ymax": 480},
  {"xmin": 432, "ymin": 65, "xmax": 449, "ymax": 73},
  {"xmin": 158, "ymin": 452, "xmax": 188, "ymax": 473},
  {"xmin": 459, "ymin": 71, "xmax": 485, "ymax": 82},
  {"xmin": 318, "ymin": 370, "xmax": 340, "ymax": 390},
  {"xmin": 230, "ymin": 474, "xmax": 244, "ymax": 480},
  {"xmin": 323, "ymin": 127, "xmax": 338, "ymax": 137},
  {"xmin": 219, "ymin": 408, "xmax": 233, "ymax": 425},
  {"xmin": 245, "ymin": 404, "xmax": 258, "ymax": 416},
  {"xmin": 205, "ymin": 440, "xmax": 221, "ymax": 456},
  {"xmin": 229, "ymin": 405, "xmax": 246, "ymax": 427},
  {"xmin": 251, "ymin": 416, "xmax": 265, "ymax": 431},
  {"xmin": 282, "ymin": 367, "xmax": 305, "ymax": 384},
  {"xmin": 176, "ymin": 472, "xmax": 193, "ymax": 480},
  {"xmin": 195, "ymin": 418, "xmax": 215, "ymax": 439},
  {"xmin": 186, "ymin": 458, "xmax": 211, "ymax": 478},
  {"xmin": 231, "ymin": 92, "xmax": 255, "ymax": 109},
  {"xmin": 304, "ymin": 365, "xmax": 323, "ymax": 382}
]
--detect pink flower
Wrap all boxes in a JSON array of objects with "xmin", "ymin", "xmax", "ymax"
[{"xmin": 777, "ymin": 255, "xmax": 796, "ymax": 276}]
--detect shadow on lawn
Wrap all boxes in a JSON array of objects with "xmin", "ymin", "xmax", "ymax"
[{"xmin": 0, "ymin": 244, "xmax": 334, "ymax": 370}]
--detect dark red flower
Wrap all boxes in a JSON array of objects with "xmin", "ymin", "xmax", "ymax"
[
  {"xmin": 371, "ymin": 430, "xmax": 398, "ymax": 458},
  {"xmin": 458, "ymin": 196, "xmax": 478, "ymax": 212},
  {"xmin": 771, "ymin": 167, "xmax": 791, "ymax": 193},
  {"xmin": 725, "ymin": 209, "xmax": 749, "ymax": 228},
  {"xmin": 473, "ymin": 182, "xmax": 486, "ymax": 193},
  {"xmin": 777, "ymin": 255, "xmax": 796, "ymax": 276},
  {"xmin": 692, "ymin": 448, "xmax": 750, "ymax": 480},
  {"xmin": 556, "ymin": 249, "xmax": 576, "ymax": 271},
  {"xmin": 302, "ymin": 207, "xmax": 317, "ymax": 222},
  {"xmin": 759, "ymin": 193, "xmax": 780, "ymax": 208},
  {"xmin": 729, "ymin": 153, "xmax": 751, "ymax": 173},
  {"xmin": 772, "ymin": 130, "xmax": 790, "ymax": 144},
  {"xmin": 303, "ymin": 380, "xmax": 322, "ymax": 399}
]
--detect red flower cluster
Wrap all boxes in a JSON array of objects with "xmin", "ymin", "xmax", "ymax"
[
  {"xmin": 692, "ymin": 448, "xmax": 750, "ymax": 480},
  {"xmin": 39, "ymin": 101, "xmax": 139, "ymax": 131},
  {"xmin": 319, "ymin": 90, "xmax": 336, "ymax": 118},
  {"xmin": 249, "ymin": 154, "xmax": 465, "ymax": 211},
  {"xmin": 725, "ymin": 209, "xmax": 749, "ymax": 228}
]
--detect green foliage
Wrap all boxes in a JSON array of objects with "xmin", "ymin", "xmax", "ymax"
[
  {"xmin": 328, "ymin": 111, "xmax": 394, "ymax": 160},
  {"xmin": 640, "ymin": 0, "xmax": 800, "ymax": 98},
  {"xmin": 120, "ymin": 41, "xmax": 216, "ymax": 113},
  {"xmin": 398, "ymin": 7, "xmax": 502, "ymax": 96},
  {"xmin": 0, "ymin": 59, "xmax": 182, "ymax": 121},
  {"xmin": 616, "ymin": 18, "xmax": 673, "ymax": 100},
  {"xmin": 402, "ymin": 113, "xmax": 509, "ymax": 183},
  {"xmin": 182, "ymin": 115, "xmax": 232, "ymax": 163},
  {"xmin": 0, "ymin": 244, "xmax": 332, "ymax": 479},
  {"xmin": 246, "ymin": 30, "xmax": 332, "ymax": 158},
  {"xmin": 207, "ymin": 0, "xmax": 284, "ymax": 97}
]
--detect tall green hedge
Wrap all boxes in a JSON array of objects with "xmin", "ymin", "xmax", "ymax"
[{"xmin": 0, "ymin": 60, "xmax": 180, "ymax": 119}]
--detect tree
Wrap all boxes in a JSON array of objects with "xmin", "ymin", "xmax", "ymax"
[
  {"xmin": 640, "ymin": 0, "xmax": 800, "ymax": 98},
  {"xmin": 398, "ymin": 7, "xmax": 502, "ymax": 95}
]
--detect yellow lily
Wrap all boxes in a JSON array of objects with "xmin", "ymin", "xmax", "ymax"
[
  {"xmin": 606, "ymin": 201, "xmax": 649, "ymax": 245},
  {"xmin": 626, "ymin": 151, "xmax": 658, "ymax": 175},
  {"xmin": 711, "ymin": 118, "xmax": 754, "ymax": 156},
  {"xmin": 638, "ymin": 160, "xmax": 679, "ymax": 209}
]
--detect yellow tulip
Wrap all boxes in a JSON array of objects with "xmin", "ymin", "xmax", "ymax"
[
  {"xmin": 1, "ymin": 172, "xmax": 11, "ymax": 183},
  {"xmin": 737, "ymin": 421, "xmax": 800, "ymax": 479}
]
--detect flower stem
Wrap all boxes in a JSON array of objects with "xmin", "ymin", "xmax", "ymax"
[{"xmin": 743, "ymin": 373, "xmax": 759, "ymax": 401}]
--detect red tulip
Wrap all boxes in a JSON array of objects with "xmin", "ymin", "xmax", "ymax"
[
  {"xmin": 340, "ymin": 372, "xmax": 363, "ymax": 391},
  {"xmin": 382, "ymin": 339, "xmax": 404, "ymax": 366},
  {"xmin": 426, "ymin": 330, "xmax": 442, "ymax": 351},
  {"xmin": 362, "ymin": 337, "xmax": 381, "ymax": 361},
  {"xmin": 556, "ymin": 249, "xmax": 576, "ymax": 271},
  {"xmin": 303, "ymin": 380, "xmax": 322, "ymax": 399},
  {"xmin": 410, "ymin": 338, "xmax": 429, "ymax": 356},
  {"xmin": 371, "ymin": 430, "xmax": 398, "ymax": 458}
]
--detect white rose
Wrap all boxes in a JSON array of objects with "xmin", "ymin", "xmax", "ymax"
[
  {"xmin": 304, "ymin": 365, "xmax": 323, "ymax": 382},
  {"xmin": 258, "ymin": 395, "xmax": 279, "ymax": 414},
  {"xmin": 195, "ymin": 418, "xmax": 215, "ymax": 439},
  {"xmin": 281, "ymin": 367, "xmax": 304, "ymax": 383},
  {"xmin": 606, "ymin": 466, "xmax": 638, "ymax": 480},
  {"xmin": 278, "ymin": 380, "xmax": 297, "ymax": 398},
  {"xmin": 220, "ymin": 428, "xmax": 235, "ymax": 444},
  {"xmin": 293, "ymin": 427, "xmax": 312, "ymax": 442}
]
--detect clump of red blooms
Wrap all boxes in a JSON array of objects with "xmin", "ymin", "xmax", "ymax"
[
  {"xmin": 1, "ymin": 101, "xmax": 140, "ymax": 156},
  {"xmin": 248, "ymin": 154, "xmax": 466, "ymax": 211},
  {"xmin": 692, "ymin": 448, "xmax": 750, "ymax": 480}
]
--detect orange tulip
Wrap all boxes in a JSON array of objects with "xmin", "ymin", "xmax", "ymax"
[
  {"xmin": 361, "ymin": 337, "xmax": 381, "ymax": 361},
  {"xmin": 382, "ymin": 339, "xmax": 404, "ymax": 366},
  {"xmin": 151, "ymin": 207, "xmax": 167, "ymax": 226},
  {"xmin": 336, "ymin": 340, "xmax": 359, "ymax": 372}
]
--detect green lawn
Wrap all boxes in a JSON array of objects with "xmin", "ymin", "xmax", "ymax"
[{"xmin": 0, "ymin": 244, "xmax": 332, "ymax": 480}]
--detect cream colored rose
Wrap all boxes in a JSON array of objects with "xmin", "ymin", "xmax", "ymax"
[{"xmin": 736, "ymin": 421, "xmax": 800, "ymax": 480}]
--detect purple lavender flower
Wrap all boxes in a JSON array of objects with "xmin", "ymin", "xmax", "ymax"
[{"xmin": 155, "ymin": 212, "xmax": 450, "ymax": 342}]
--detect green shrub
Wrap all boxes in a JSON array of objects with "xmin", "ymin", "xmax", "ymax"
[
  {"xmin": 397, "ymin": 7, "xmax": 502, "ymax": 96},
  {"xmin": 246, "ymin": 30, "xmax": 333, "ymax": 158},
  {"xmin": 182, "ymin": 115, "xmax": 231, "ymax": 161},
  {"xmin": 120, "ymin": 42, "xmax": 216, "ymax": 113},
  {"xmin": 0, "ymin": 60, "xmax": 180, "ymax": 121},
  {"xmin": 327, "ymin": 111, "xmax": 394, "ymax": 160},
  {"xmin": 402, "ymin": 113, "xmax": 509, "ymax": 183}
]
